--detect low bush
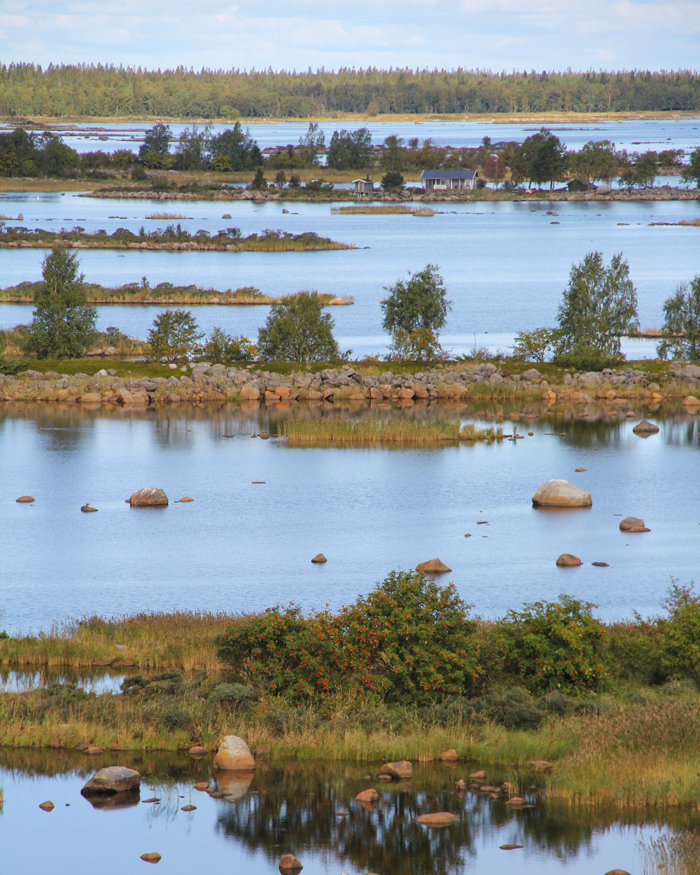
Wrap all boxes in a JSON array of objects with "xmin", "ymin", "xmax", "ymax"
[
  {"xmin": 496, "ymin": 595, "xmax": 609, "ymax": 696},
  {"xmin": 218, "ymin": 571, "xmax": 482, "ymax": 706}
]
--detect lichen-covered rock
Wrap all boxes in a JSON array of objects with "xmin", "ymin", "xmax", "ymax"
[
  {"xmin": 213, "ymin": 735, "xmax": 255, "ymax": 771},
  {"xmin": 81, "ymin": 766, "xmax": 141, "ymax": 795}
]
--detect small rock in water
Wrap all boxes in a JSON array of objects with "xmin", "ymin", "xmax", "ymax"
[
  {"xmin": 279, "ymin": 853, "xmax": 303, "ymax": 871},
  {"xmin": 417, "ymin": 812, "xmax": 459, "ymax": 826},
  {"xmin": 142, "ymin": 797, "xmax": 161, "ymax": 804},
  {"xmin": 468, "ymin": 770, "xmax": 486, "ymax": 781},
  {"xmin": 140, "ymin": 852, "xmax": 162, "ymax": 864},
  {"xmin": 311, "ymin": 553, "xmax": 327, "ymax": 563},
  {"xmin": 499, "ymin": 844, "xmax": 524, "ymax": 850},
  {"xmin": 81, "ymin": 503, "xmax": 98, "ymax": 513},
  {"xmin": 632, "ymin": 420, "xmax": 659, "ymax": 436},
  {"xmin": 188, "ymin": 745, "xmax": 207, "ymax": 757},
  {"xmin": 619, "ymin": 516, "xmax": 650, "ymax": 533},
  {"xmin": 378, "ymin": 760, "xmax": 412, "ymax": 780},
  {"xmin": 592, "ymin": 561, "xmax": 610, "ymax": 567},
  {"xmin": 181, "ymin": 804, "xmax": 196, "ymax": 811},
  {"xmin": 415, "ymin": 558, "xmax": 451, "ymax": 574},
  {"xmin": 356, "ymin": 789, "xmax": 380, "ymax": 802},
  {"xmin": 178, "ymin": 497, "xmax": 194, "ymax": 502},
  {"xmin": 39, "ymin": 800, "xmax": 54, "ymax": 811},
  {"xmin": 193, "ymin": 782, "xmax": 210, "ymax": 791},
  {"xmin": 129, "ymin": 487, "xmax": 168, "ymax": 507},
  {"xmin": 532, "ymin": 479, "xmax": 591, "ymax": 508},
  {"xmin": 556, "ymin": 553, "xmax": 582, "ymax": 567},
  {"xmin": 575, "ymin": 467, "xmax": 586, "ymax": 472},
  {"xmin": 16, "ymin": 495, "xmax": 35, "ymax": 503},
  {"xmin": 82, "ymin": 766, "xmax": 141, "ymax": 794}
]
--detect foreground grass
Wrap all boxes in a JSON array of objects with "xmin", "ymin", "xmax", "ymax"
[{"xmin": 281, "ymin": 418, "xmax": 504, "ymax": 446}]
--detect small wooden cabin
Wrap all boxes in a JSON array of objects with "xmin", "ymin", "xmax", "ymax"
[
  {"xmin": 353, "ymin": 176, "xmax": 375, "ymax": 195},
  {"xmin": 421, "ymin": 170, "xmax": 479, "ymax": 191}
]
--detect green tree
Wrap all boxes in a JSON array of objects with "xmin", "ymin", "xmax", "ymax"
[
  {"xmin": 209, "ymin": 123, "xmax": 261, "ymax": 171},
  {"xmin": 510, "ymin": 128, "xmax": 567, "ymax": 189},
  {"xmin": 203, "ymin": 326, "xmax": 256, "ymax": 362},
  {"xmin": 381, "ymin": 170, "xmax": 404, "ymax": 191},
  {"xmin": 139, "ymin": 123, "xmax": 171, "ymax": 158},
  {"xmin": 25, "ymin": 247, "xmax": 96, "ymax": 358},
  {"xmin": 380, "ymin": 135, "xmax": 404, "ymax": 172},
  {"xmin": 381, "ymin": 264, "xmax": 451, "ymax": 360},
  {"xmin": 569, "ymin": 139, "xmax": 618, "ymax": 185},
  {"xmin": 297, "ymin": 122, "xmax": 325, "ymax": 167},
  {"xmin": 174, "ymin": 124, "xmax": 211, "ymax": 171},
  {"xmin": 257, "ymin": 291, "xmax": 339, "ymax": 361},
  {"xmin": 147, "ymin": 309, "xmax": 203, "ymax": 362},
  {"xmin": 554, "ymin": 251, "xmax": 638, "ymax": 364},
  {"xmin": 327, "ymin": 128, "xmax": 373, "ymax": 170},
  {"xmin": 657, "ymin": 276, "xmax": 700, "ymax": 361},
  {"xmin": 512, "ymin": 327, "xmax": 556, "ymax": 362},
  {"xmin": 681, "ymin": 147, "xmax": 700, "ymax": 188}
]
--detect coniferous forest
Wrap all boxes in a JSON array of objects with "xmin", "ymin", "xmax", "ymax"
[{"xmin": 2, "ymin": 64, "xmax": 700, "ymax": 118}]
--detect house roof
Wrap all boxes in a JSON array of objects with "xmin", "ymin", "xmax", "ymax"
[
  {"xmin": 352, "ymin": 178, "xmax": 374, "ymax": 184},
  {"xmin": 420, "ymin": 170, "xmax": 478, "ymax": 180}
]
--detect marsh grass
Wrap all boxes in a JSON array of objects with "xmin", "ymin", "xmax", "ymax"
[
  {"xmin": 145, "ymin": 212, "xmax": 192, "ymax": 219},
  {"xmin": 281, "ymin": 417, "xmax": 503, "ymax": 446},
  {"xmin": 640, "ymin": 830, "xmax": 700, "ymax": 875},
  {"xmin": 0, "ymin": 612, "xmax": 243, "ymax": 671},
  {"xmin": 331, "ymin": 205, "xmax": 416, "ymax": 215}
]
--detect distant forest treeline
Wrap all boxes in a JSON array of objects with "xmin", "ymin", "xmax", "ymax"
[{"xmin": 2, "ymin": 64, "xmax": 700, "ymax": 118}]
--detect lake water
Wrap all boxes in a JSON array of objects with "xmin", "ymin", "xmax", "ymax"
[
  {"xmin": 3, "ymin": 117, "xmax": 700, "ymax": 155},
  {"xmin": 1, "ymin": 402, "xmax": 698, "ymax": 634},
  {"xmin": 0, "ymin": 753, "xmax": 681, "ymax": 875},
  {"xmin": 2, "ymin": 192, "xmax": 700, "ymax": 357}
]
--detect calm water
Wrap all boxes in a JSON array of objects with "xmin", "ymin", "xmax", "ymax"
[
  {"xmin": 0, "ymin": 753, "xmax": 680, "ymax": 874},
  {"xmin": 1, "ymin": 193, "xmax": 699, "ymax": 357},
  {"xmin": 1, "ymin": 403, "xmax": 698, "ymax": 634},
  {"xmin": 3, "ymin": 117, "xmax": 700, "ymax": 153}
]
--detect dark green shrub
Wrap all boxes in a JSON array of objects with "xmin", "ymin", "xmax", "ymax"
[
  {"xmin": 160, "ymin": 706, "xmax": 192, "ymax": 732},
  {"xmin": 131, "ymin": 165, "xmax": 147, "ymax": 181},
  {"xmin": 605, "ymin": 620, "xmax": 665, "ymax": 685},
  {"xmin": 474, "ymin": 688, "xmax": 544, "ymax": 730},
  {"xmin": 552, "ymin": 347, "xmax": 622, "ymax": 371},
  {"xmin": 539, "ymin": 691, "xmax": 576, "ymax": 716},
  {"xmin": 659, "ymin": 583, "xmax": 700, "ymax": 683},
  {"xmin": 0, "ymin": 630, "xmax": 9, "ymax": 639},
  {"xmin": 497, "ymin": 594, "xmax": 609, "ymax": 695},
  {"xmin": 207, "ymin": 683, "xmax": 257, "ymax": 707}
]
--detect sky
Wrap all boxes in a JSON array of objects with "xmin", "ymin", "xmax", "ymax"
[{"xmin": 0, "ymin": 0, "xmax": 699, "ymax": 72}]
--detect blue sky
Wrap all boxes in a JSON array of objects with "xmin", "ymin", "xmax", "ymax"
[{"xmin": 1, "ymin": 0, "xmax": 699, "ymax": 71}]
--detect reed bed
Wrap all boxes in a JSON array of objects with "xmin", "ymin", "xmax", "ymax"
[
  {"xmin": 281, "ymin": 417, "xmax": 503, "ymax": 446},
  {"xmin": 145, "ymin": 212, "xmax": 192, "ymax": 219},
  {"xmin": 331, "ymin": 205, "xmax": 416, "ymax": 215},
  {"xmin": 0, "ymin": 612, "xmax": 243, "ymax": 671}
]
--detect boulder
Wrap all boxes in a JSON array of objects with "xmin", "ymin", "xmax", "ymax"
[
  {"xmin": 16, "ymin": 495, "xmax": 35, "ymax": 503},
  {"xmin": 193, "ymin": 782, "xmax": 210, "ymax": 791},
  {"xmin": 556, "ymin": 553, "xmax": 582, "ymax": 567},
  {"xmin": 440, "ymin": 749, "xmax": 458, "ymax": 761},
  {"xmin": 279, "ymin": 854, "xmax": 303, "ymax": 871},
  {"xmin": 468, "ymin": 770, "xmax": 486, "ymax": 781},
  {"xmin": 140, "ymin": 853, "xmax": 162, "ymax": 864},
  {"xmin": 378, "ymin": 760, "xmax": 412, "ymax": 780},
  {"xmin": 682, "ymin": 395, "xmax": 700, "ymax": 407},
  {"xmin": 39, "ymin": 800, "xmax": 55, "ymax": 811},
  {"xmin": 129, "ymin": 487, "xmax": 168, "ymax": 507},
  {"xmin": 619, "ymin": 516, "xmax": 650, "ymax": 533},
  {"xmin": 311, "ymin": 554, "xmax": 327, "ymax": 564},
  {"xmin": 356, "ymin": 789, "xmax": 380, "ymax": 802},
  {"xmin": 81, "ymin": 766, "xmax": 141, "ymax": 795},
  {"xmin": 632, "ymin": 420, "xmax": 659, "ymax": 435},
  {"xmin": 188, "ymin": 745, "xmax": 207, "ymax": 757},
  {"xmin": 416, "ymin": 812, "xmax": 459, "ymax": 826},
  {"xmin": 415, "ymin": 559, "xmax": 451, "ymax": 574},
  {"xmin": 80, "ymin": 503, "xmax": 98, "ymax": 513},
  {"xmin": 500, "ymin": 844, "xmax": 524, "ymax": 850},
  {"xmin": 532, "ymin": 479, "xmax": 592, "ymax": 508},
  {"xmin": 239, "ymin": 383, "xmax": 261, "ymax": 401},
  {"xmin": 213, "ymin": 735, "xmax": 255, "ymax": 771}
]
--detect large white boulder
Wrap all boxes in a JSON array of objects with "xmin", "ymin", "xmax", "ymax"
[{"xmin": 532, "ymin": 479, "xmax": 592, "ymax": 508}]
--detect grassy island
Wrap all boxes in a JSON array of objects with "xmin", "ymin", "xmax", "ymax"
[
  {"xmin": 281, "ymin": 418, "xmax": 504, "ymax": 445},
  {"xmin": 0, "ymin": 225, "xmax": 354, "ymax": 253},
  {"xmin": 0, "ymin": 281, "xmax": 348, "ymax": 307}
]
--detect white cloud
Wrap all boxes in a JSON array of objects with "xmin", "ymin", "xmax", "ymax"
[{"xmin": 0, "ymin": 0, "xmax": 698, "ymax": 70}]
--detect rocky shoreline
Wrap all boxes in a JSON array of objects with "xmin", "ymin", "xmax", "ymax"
[
  {"xmin": 3, "ymin": 361, "xmax": 700, "ymax": 408},
  {"xmin": 82, "ymin": 184, "xmax": 700, "ymax": 204}
]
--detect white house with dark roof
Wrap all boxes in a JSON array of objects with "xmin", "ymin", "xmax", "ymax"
[{"xmin": 420, "ymin": 170, "xmax": 479, "ymax": 191}]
